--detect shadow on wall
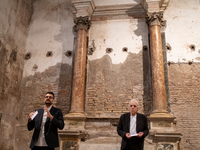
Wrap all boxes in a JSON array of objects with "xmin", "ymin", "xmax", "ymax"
[
  {"xmin": 56, "ymin": 63, "xmax": 73, "ymax": 115},
  {"xmin": 125, "ymin": 4, "xmax": 153, "ymax": 116}
]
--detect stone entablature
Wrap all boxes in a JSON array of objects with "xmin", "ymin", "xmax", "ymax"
[
  {"xmin": 70, "ymin": 0, "xmax": 95, "ymax": 18},
  {"xmin": 70, "ymin": 0, "xmax": 170, "ymax": 18},
  {"xmin": 141, "ymin": 0, "xmax": 170, "ymax": 12}
]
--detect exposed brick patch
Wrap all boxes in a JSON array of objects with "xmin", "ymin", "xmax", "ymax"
[
  {"xmin": 86, "ymin": 51, "xmax": 153, "ymax": 117},
  {"xmin": 57, "ymin": 63, "xmax": 72, "ymax": 114},
  {"xmin": 15, "ymin": 63, "xmax": 72, "ymax": 149},
  {"xmin": 19, "ymin": 63, "xmax": 72, "ymax": 123},
  {"xmin": 168, "ymin": 63, "xmax": 200, "ymax": 150}
]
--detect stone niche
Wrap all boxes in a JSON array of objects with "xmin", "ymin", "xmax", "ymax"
[
  {"xmin": 147, "ymin": 114, "xmax": 182, "ymax": 150},
  {"xmin": 157, "ymin": 143, "xmax": 177, "ymax": 150},
  {"xmin": 62, "ymin": 139, "xmax": 78, "ymax": 150},
  {"xmin": 59, "ymin": 131, "xmax": 86, "ymax": 150}
]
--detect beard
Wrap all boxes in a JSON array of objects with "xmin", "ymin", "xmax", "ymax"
[{"xmin": 45, "ymin": 100, "xmax": 52, "ymax": 106}]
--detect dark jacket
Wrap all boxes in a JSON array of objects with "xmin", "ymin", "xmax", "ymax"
[
  {"xmin": 117, "ymin": 113, "xmax": 149, "ymax": 150},
  {"xmin": 27, "ymin": 106, "xmax": 64, "ymax": 149}
]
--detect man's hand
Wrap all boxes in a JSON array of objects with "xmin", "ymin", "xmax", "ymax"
[
  {"xmin": 125, "ymin": 133, "xmax": 132, "ymax": 139},
  {"xmin": 28, "ymin": 112, "xmax": 35, "ymax": 121},
  {"xmin": 43, "ymin": 107, "xmax": 53, "ymax": 121},
  {"xmin": 137, "ymin": 132, "xmax": 144, "ymax": 138}
]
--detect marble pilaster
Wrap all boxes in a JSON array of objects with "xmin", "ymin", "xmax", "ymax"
[
  {"xmin": 146, "ymin": 12, "xmax": 182, "ymax": 150},
  {"xmin": 64, "ymin": 16, "xmax": 90, "ymax": 126},
  {"xmin": 59, "ymin": 16, "xmax": 90, "ymax": 150},
  {"xmin": 147, "ymin": 12, "xmax": 168, "ymax": 115}
]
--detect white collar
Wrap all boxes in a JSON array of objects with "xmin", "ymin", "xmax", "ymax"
[
  {"xmin": 130, "ymin": 114, "xmax": 137, "ymax": 117},
  {"xmin": 44, "ymin": 105, "xmax": 52, "ymax": 111}
]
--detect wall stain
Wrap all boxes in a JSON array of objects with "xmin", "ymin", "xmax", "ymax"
[
  {"xmin": 195, "ymin": 57, "xmax": 200, "ymax": 61},
  {"xmin": 20, "ymin": 62, "xmax": 72, "ymax": 116}
]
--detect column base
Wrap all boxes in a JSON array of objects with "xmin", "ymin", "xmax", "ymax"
[
  {"xmin": 58, "ymin": 130, "xmax": 87, "ymax": 150},
  {"xmin": 148, "ymin": 112, "xmax": 182, "ymax": 150},
  {"xmin": 149, "ymin": 111, "xmax": 176, "ymax": 120},
  {"xmin": 64, "ymin": 112, "xmax": 87, "ymax": 120},
  {"xmin": 149, "ymin": 132, "xmax": 182, "ymax": 150},
  {"xmin": 59, "ymin": 112, "xmax": 88, "ymax": 150},
  {"xmin": 64, "ymin": 112, "xmax": 87, "ymax": 131},
  {"xmin": 148, "ymin": 112, "xmax": 176, "ymax": 132}
]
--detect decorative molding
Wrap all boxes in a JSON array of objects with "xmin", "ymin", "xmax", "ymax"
[
  {"xmin": 69, "ymin": 0, "xmax": 170, "ymax": 19},
  {"xmin": 149, "ymin": 132, "xmax": 182, "ymax": 143},
  {"xmin": 92, "ymin": 4, "xmax": 145, "ymax": 17},
  {"xmin": 69, "ymin": 0, "xmax": 170, "ymax": 20},
  {"xmin": 146, "ymin": 12, "xmax": 164, "ymax": 26},
  {"xmin": 160, "ymin": 20, "xmax": 167, "ymax": 32},
  {"xmin": 160, "ymin": 0, "xmax": 170, "ymax": 11},
  {"xmin": 141, "ymin": 0, "xmax": 170, "ymax": 13},
  {"xmin": 73, "ymin": 16, "xmax": 91, "ymax": 31},
  {"xmin": 70, "ymin": 0, "xmax": 95, "ymax": 18},
  {"xmin": 59, "ymin": 130, "xmax": 88, "ymax": 142}
]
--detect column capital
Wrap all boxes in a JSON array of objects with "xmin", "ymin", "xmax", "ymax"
[
  {"xmin": 146, "ymin": 12, "xmax": 164, "ymax": 27},
  {"xmin": 73, "ymin": 16, "xmax": 91, "ymax": 32}
]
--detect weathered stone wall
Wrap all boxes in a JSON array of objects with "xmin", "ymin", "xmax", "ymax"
[
  {"xmin": 1, "ymin": 0, "xmax": 200, "ymax": 150},
  {"xmin": 13, "ymin": 0, "xmax": 75, "ymax": 149},
  {"xmin": 168, "ymin": 64, "xmax": 200, "ymax": 150},
  {"xmin": 86, "ymin": 19, "xmax": 152, "ymax": 118},
  {"xmin": 164, "ymin": 0, "xmax": 200, "ymax": 149},
  {"xmin": 84, "ymin": 0, "xmax": 200, "ymax": 149},
  {"xmin": 84, "ymin": 18, "xmax": 153, "ymax": 144},
  {"xmin": 0, "ymin": 0, "xmax": 33, "ymax": 149},
  {"xmin": 164, "ymin": 0, "xmax": 200, "ymax": 63}
]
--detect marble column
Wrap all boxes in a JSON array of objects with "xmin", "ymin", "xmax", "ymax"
[
  {"xmin": 58, "ymin": 17, "xmax": 90, "ymax": 148},
  {"xmin": 146, "ymin": 13, "xmax": 182, "ymax": 149},
  {"xmin": 146, "ymin": 12, "xmax": 169, "ymax": 116},
  {"xmin": 67, "ymin": 16, "xmax": 90, "ymax": 119}
]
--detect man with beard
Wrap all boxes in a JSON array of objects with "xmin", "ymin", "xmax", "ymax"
[
  {"xmin": 27, "ymin": 92, "xmax": 64, "ymax": 150},
  {"xmin": 117, "ymin": 99, "xmax": 149, "ymax": 150}
]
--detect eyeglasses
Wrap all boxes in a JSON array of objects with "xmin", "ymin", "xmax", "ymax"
[{"xmin": 45, "ymin": 96, "xmax": 53, "ymax": 99}]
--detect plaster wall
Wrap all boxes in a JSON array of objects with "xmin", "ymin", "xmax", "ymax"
[
  {"xmin": 15, "ymin": 0, "xmax": 74, "ymax": 149},
  {"xmin": 21, "ymin": 0, "xmax": 74, "ymax": 112},
  {"xmin": 88, "ymin": 19, "xmax": 148, "ymax": 64},
  {"xmin": 164, "ymin": 0, "xmax": 200, "ymax": 63},
  {"xmin": 83, "ymin": 17, "xmax": 153, "ymax": 148},
  {"xmin": 84, "ymin": 0, "xmax": 200, "ymax": 149},
  {"xmin": 86, "ymin": 18, "xmax": 151, "ymax": 118},
  {"xmin": 24, "ymin": 0, "xmax": 74, "ymax": 77},
  {"xmin": 164, "ymin": 0, "xmax": 200, "ymax": 149}
]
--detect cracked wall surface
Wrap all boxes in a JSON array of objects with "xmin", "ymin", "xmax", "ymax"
[
  {"xmin": 16, "ymin": 0, "xmax": 74, "ymax": 149},
  {"xmin": 0, "ymin": 0, "xmax": 33, "ymax": 149},
  {"xmin": 164, "ymin": 0, "xmax": 200, "ymax": 149}
]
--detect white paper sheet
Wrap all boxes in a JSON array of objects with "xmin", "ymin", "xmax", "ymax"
[
  {"xmin": 129, "ymin": 133, "xmax": 138, "ymax": 137},
  {"xmin": 31, "ymin": 111, "xmax": 38, "ymax": 120}
]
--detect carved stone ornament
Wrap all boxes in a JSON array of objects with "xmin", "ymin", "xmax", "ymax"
[
  {"xmin": 146, "ymin": 12, "xmax": 164, "ymax": 27},
  {"xmin": 73, "ymin": 16, "xmax": 91, "ymax": 32}
]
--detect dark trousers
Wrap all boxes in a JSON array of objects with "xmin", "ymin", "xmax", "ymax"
[
  {"xmin": 122, "ymin": 137, "xmax": 143, "ymax": 150},
  {"xmin": 32, "ymin": 146, "xmax": 54, "ymax": 150}
]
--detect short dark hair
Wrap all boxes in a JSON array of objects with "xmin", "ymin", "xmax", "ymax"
[{"xmin": 46, "ymin": 91, "xmax": 54, "ymax": 99}]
